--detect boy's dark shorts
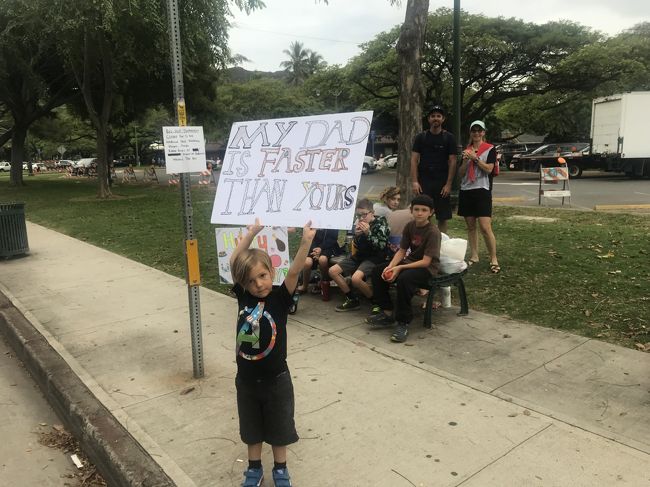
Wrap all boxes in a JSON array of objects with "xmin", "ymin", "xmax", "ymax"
[
  {"xmin": 419, "ymin": 178, "xmax": 452, "ymax": 221},
  {"xmin": 458, "ymin": 188, "xmax": 492, "ymax": 217},
  {"xmin": 334, "ymin": 256, "xmax": 376, "ymax": 278},
  {"xmin": 236, "ymin": 371, "xmax": 298, "ymax": 446}
]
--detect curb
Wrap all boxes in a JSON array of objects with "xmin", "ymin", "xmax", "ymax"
[{"xmin": 0, "ymin": 292, "xmax": 176, "ymax": 487}]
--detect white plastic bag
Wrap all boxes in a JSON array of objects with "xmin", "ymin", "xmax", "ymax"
[{"xmin": 440, "ymin": 233, "xmax": 468, "ymax": 274}]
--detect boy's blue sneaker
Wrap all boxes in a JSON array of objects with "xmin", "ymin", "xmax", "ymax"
[
  {"xmin": 289, "ymin": 292, "xmax": 299, "ymax": 315},
  {"xmin": 272, "ymin": 467, "xmax": 292, "ymax": 487},
  {"xmin": 391, "ymin": 322, "xmax": 409, "ymax": 343},
  {"xmin": 366, "ymin": 312, "xmax": 394, "ymax": 328},
  {"xmin": 241, "ymin": 467, "xmax": 264, "ymax": 487}
]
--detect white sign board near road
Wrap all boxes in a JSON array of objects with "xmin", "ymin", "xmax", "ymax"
[
  {"xmin": 210, "ymin": 111, "xmax": 373, "ymax": 229},
  {"xmin": 163, "ymin": 126, "xmax": 207, "ymax": 174}
]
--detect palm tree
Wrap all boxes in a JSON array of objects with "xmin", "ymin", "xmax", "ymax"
[
  {"xmin": 280, "ymin": 41, "xmax": 310, "ymax": 86},
  {"xmin": 306, "ymin": 51, "xmax": 327, "ymax": 75}
]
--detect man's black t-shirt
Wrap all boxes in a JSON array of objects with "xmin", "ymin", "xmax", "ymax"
[
  {"xmin": 233, "ymin": 282, "xmax": 293, "ymax": 382},
  {"xmin": 412, "ymin": 130, "xmax": 457, "ymax": 181}
]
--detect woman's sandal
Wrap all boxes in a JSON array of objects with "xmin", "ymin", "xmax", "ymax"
[
  {"xmin": 467, "ymin": 259, "xmax": 479, "ymax": 267},
  {"xmin": 489, "ymin": 263, "xmax": 501, "ymax": 274}
]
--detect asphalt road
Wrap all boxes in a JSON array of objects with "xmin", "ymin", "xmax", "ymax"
[
  {"xmin": 0, "ymin": 335, "xmax": 78, "ymax": 485},
  {"xmin": 120, "ymin": 166, "xmax": 650, "ymax": 212},
  {"xmin": 360, "ymin": 168, "xmax": 650, "ymax": 212}
]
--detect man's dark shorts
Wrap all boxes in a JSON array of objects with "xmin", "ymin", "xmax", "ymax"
[
  {"xmin": 236, "ymin": 370, "xmax": 298, "ymax": 446},
  {"xmin": 419, "ymin": 178, "xmax": 452, "ymax": 221}
]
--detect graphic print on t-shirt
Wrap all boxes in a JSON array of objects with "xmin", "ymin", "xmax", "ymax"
[
  {"xmin": 411, "ymin": 234, "xmax": 423, "ymax": 247},
  {"xmin": 236, "ymin": 301, "xmax": 277, "ymax": 361}
]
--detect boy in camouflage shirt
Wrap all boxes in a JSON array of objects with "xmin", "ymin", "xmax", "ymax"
[{"xmin": 328, "ymin": 198, "xmax": 390, "ymax": 311}]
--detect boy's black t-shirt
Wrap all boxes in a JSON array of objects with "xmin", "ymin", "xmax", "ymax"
[{"xmin": 233, "ymin": 282, "xmax": 293, "ymax": 382}]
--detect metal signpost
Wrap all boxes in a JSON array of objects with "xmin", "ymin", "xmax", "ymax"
[{"xmin": 166, "ymin": 0, "xmax": 204, "ymax": 378}]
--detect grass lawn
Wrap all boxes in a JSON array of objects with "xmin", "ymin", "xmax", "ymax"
[{"xmin": 1, "ymin": 173, "xmax": 649, "ymax": 350}]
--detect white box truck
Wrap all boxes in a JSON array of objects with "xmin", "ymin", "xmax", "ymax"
[{"xmin": 591, "ymin": 91, "xmax": 650, "ymax": 177}]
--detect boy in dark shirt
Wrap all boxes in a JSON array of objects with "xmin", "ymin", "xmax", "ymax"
[
  {"xmin": 366, "ymin": 195, "xmax": 441, "ymax": 343},
  {"xmin": 230, "ymin": 218, "xmax": 316, "ymax": 487},
  {"xmin": 328, "ymin": 198, "xmax": 390, "ymax": 312}
]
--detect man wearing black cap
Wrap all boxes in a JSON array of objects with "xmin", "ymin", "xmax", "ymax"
[{"xmin": 410, "ymin": 105, "xmax": 457, "ymax": 234}]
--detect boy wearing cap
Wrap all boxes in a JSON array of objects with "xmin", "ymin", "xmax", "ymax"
[
  {"xmin": 366, "ymin": 195, "xmax": 441, "ymax": 343},
  {"xmin": 410, "ymin": 105, "xmax": 457, "ymax": 234}
]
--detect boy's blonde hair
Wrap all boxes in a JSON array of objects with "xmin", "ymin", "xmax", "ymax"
[{"xmin": 231, "ymin": 249, "xmax": 274, "ymax": 287}]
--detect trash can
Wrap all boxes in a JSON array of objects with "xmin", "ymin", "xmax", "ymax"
[{"xmin": 0, "ymin": 202, "xmax": 29, "ymax": 258}]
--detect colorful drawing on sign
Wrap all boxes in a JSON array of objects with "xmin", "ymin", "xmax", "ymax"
[
  {"xmin": 215, "ymin": 226, "xmax": 290, "ymax": 285},
  {"xmin": 541, "ymin": 167, "xmax": 569, "ymax": 181},
  {"xmin": 210, "ymin": 111, "xmax": 373, "ymax": 229}
]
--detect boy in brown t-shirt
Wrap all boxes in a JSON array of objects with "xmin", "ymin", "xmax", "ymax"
[{"xmin": 367, "ymin": 195, "xmax": 441, "ymax": 343}]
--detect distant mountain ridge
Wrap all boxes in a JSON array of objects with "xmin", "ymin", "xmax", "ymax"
[{"xmin": 225, "ymin": 66, "xmax": 288, "ymax": 83}]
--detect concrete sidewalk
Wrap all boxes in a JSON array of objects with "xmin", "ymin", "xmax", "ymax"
[{"xmin": 0, "ymin": 222, "xmax": 648, "ymax": 487}]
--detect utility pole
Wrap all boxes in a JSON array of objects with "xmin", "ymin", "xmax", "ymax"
[
  {"xmin": 452, "ymin": 0, "xmax": 462, "ymax": 198},
  {"xmin": 166, "ymin": 0, "xmax": 204, "ymax": 378}
]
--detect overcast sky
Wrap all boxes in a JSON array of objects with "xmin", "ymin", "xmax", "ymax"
[{"xmin": 229, "ymin": 0, "xmax": 649, "ymax": 72}]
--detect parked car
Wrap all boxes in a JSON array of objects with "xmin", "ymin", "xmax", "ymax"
[
  {"xmin": 0, "ymin": 161, "xmax": 10, "ymax": 172},
  {"xmin": 74, "ymin": 158, "xmax": 96, "ymax": 168},
  {"xmin": 496, "ymin": 143, "xmax": 544, "ymax": 166},
  {"xmin": 509, "ymin": 144, "xmax": 556, "ymax": 171},
  {"xmin": 206, "ymin": 159, "xmax": 222, "ymax": 171},
  {"xmin": 383, "ymin": 154, "xmax": 399, "ymax": 169},
  {"xmin": 519, "ymin": 143, "xmax": 590, "ymax": 173},
  {"xmin": 362, "ymin": 155, "xmax": 377, "ymax": 174},
  {"xmin": 55, "ymin": 159, "xmax": 73, "ymax": 168}
]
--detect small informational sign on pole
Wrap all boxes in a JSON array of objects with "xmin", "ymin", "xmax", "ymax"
[
  {"xmin": 210, "ymin": 111, "xmax": 373, "ymax": 229},
  {"xmin": 163, "ymin": 126, "xmax": 207, "ymax": 174},
  {"xmin": 215, "ymin": 226, "xmax": 290, "ymax": 285}
]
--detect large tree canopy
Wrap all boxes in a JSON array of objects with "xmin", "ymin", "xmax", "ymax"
[
  {"xmin": 347, "ymin": 8, "xmax": 645, "ymax": 138},
  {"xmin": 3, "ymin": 0, "xmax": 263, "ymax": 195},
  {"xmin": 0, "ymin": 0, "xmax": 77, "ymax": 185}
]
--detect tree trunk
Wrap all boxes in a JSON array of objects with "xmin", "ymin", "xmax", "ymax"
[
  {"xmin": 396, "ymin": 0, "xmax": 429, "ymax": 207},
  {"xmin": 9, "ymin": 125, "xmax": 27, "ymax": 186},
  {"xmin": 96, "ymin": 125, "xmax": 112, "ymax": 198}
]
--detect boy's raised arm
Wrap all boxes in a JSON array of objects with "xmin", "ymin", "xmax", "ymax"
[
  {"xmin": 230, "ymin": 218, "xmax": 263, "ymax": 268},
  {"xmin": 284, "ymin": 221, "xmax": 316, "ymax": 294}
]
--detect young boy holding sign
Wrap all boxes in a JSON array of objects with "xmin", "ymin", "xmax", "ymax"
[
  {"xmin": 230, "ymin": 218, "xmax": 316, "ymax": 487},
  {"xmin": 366, "ymin": 195, "xmax": 441, "ymax": 343}
]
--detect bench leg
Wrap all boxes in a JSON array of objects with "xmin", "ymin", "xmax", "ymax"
[
  {"xmin": 423, "ymin": 286, "xmax": 435, "ymax": 328},
  {"xmin": 456, "ymin": 278, "xmax": 469, "ymax": 316}
]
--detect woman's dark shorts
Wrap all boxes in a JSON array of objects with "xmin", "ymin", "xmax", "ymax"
[
  {"xmin": 458, "ymin": 188, "xmax": 492, "ymax": 218},
  {"xmin": 236, "ymin": 371, "xmax": 298, "ymax": 446}
]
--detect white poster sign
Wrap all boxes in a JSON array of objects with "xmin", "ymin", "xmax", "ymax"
[
  {"xmin": 210, "ymin": 111, "xmax": 373, "ymax": 229},
  {"xmin": 163, "ymin": 126, "xmax": 207, "ymax": 174},
  {"xmin": 215, "ymin": 226, "xmax": 291, "ymax": 285}
]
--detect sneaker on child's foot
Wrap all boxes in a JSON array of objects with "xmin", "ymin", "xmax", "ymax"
[
  {"xmin": 241, "ymin": 467, "xmax": 264, "ymax": 487},
  {"xmin": 391, "ymin": 323, "xmax": 409, "ymax": 343},
  {"xmin": 335, "ymin": 297, "xmax": 360, "ymax": 312},
  {"xmin": 366, "ymin": 312, "xmax": 394, "ymax": 328},
  {"xmin": 370, "ymin": 305, "xmax": 382, "ymax": 315},
  {"xmin": 272, "ymin": 467, "xmax": 292, "ymax": 487}
]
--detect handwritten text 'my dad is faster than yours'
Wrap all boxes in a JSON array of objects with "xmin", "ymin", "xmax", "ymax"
[{"xmin": 218, "ymin": 117, "xmax": 369, "ymax": 216}]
